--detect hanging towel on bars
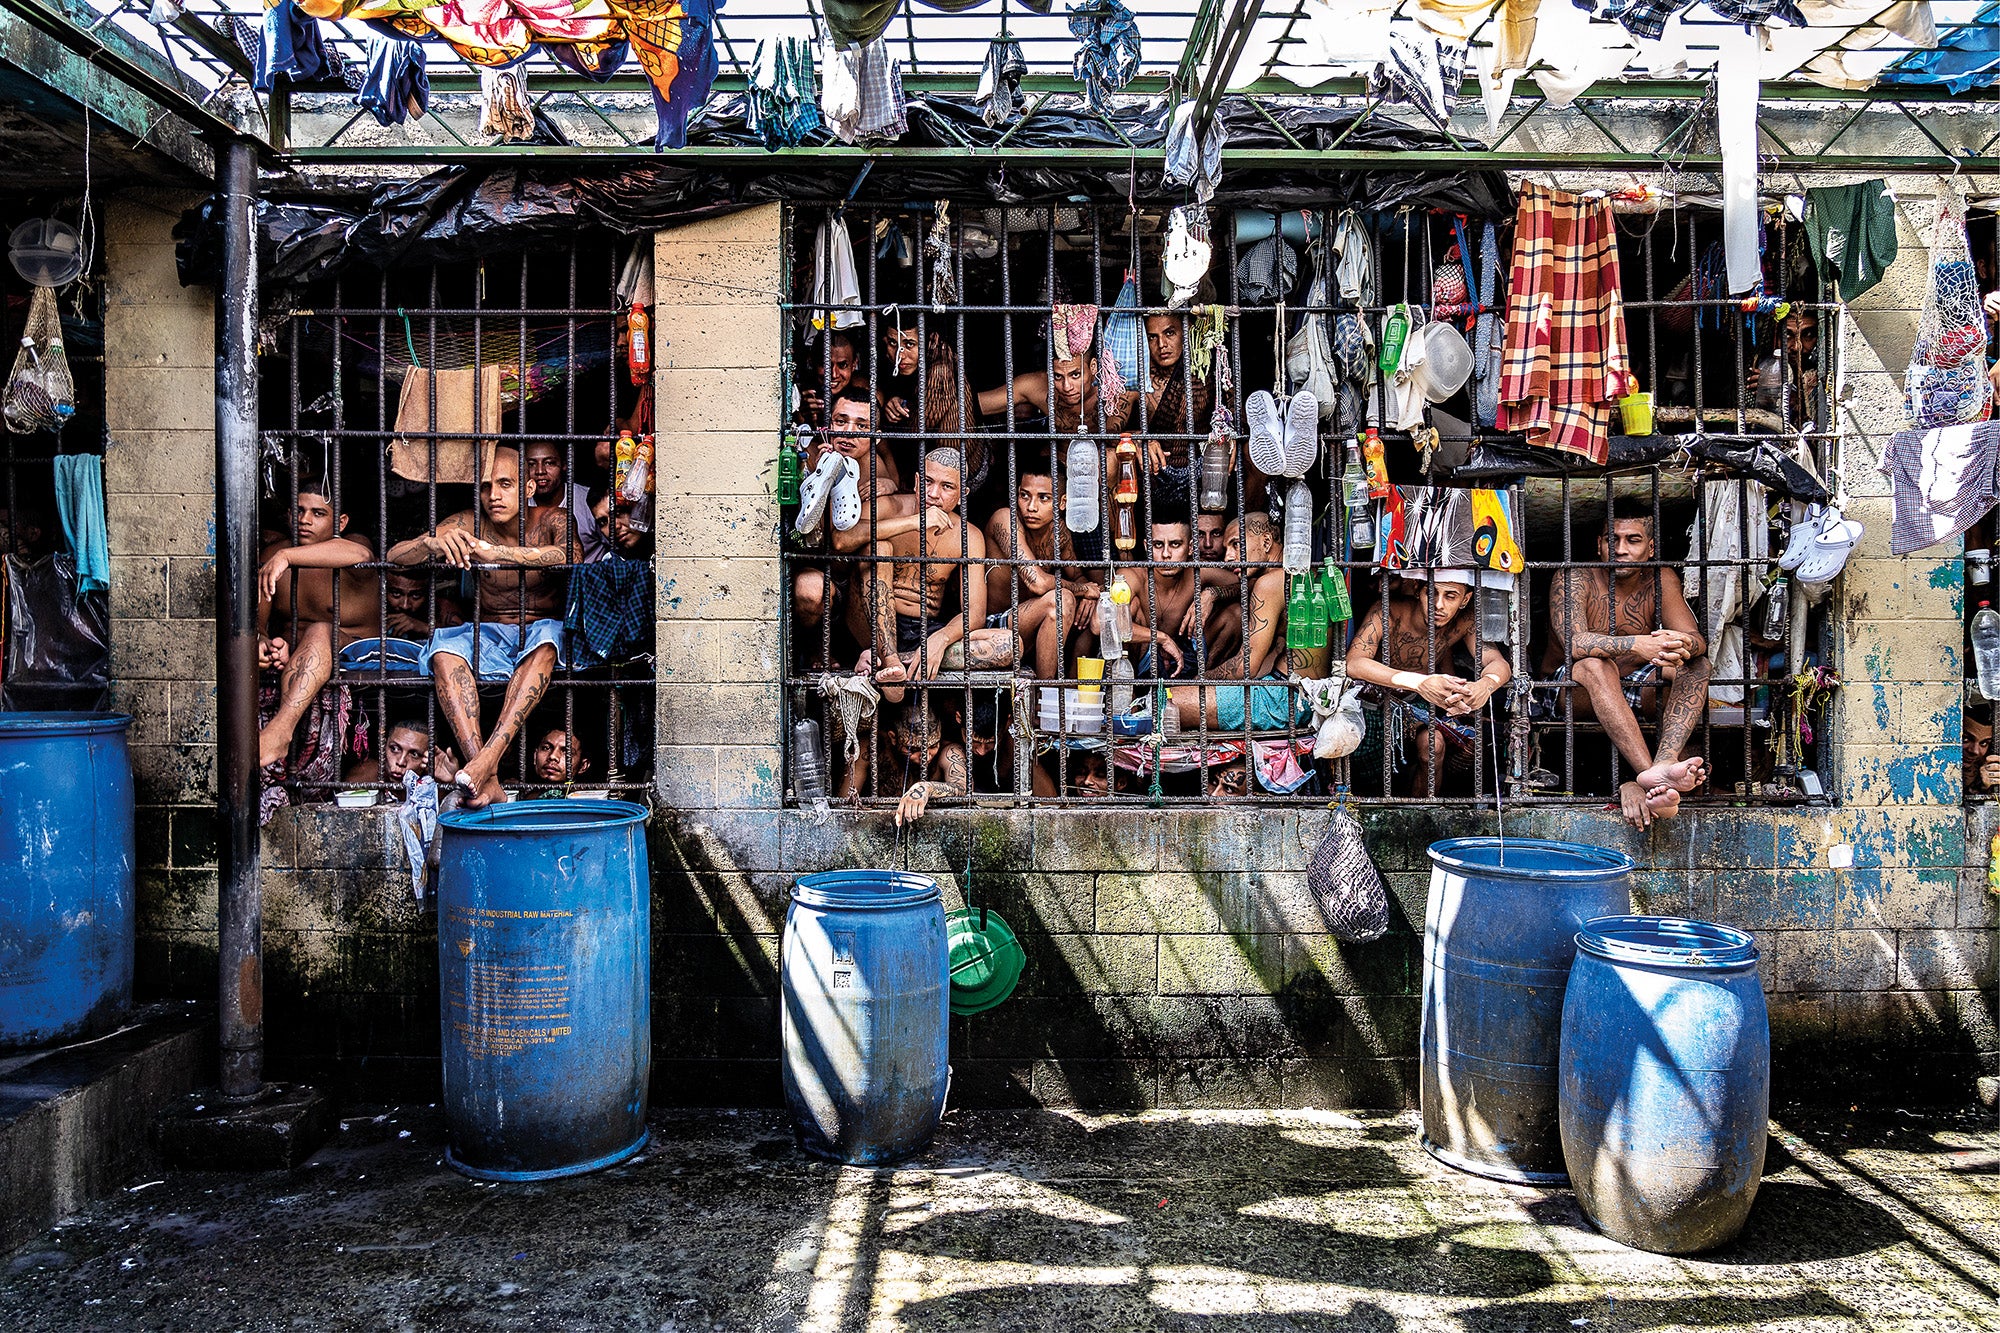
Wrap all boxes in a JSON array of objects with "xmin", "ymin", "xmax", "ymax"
[
  {"xmin": 53, "ymin": 454, "xmax": 109, "ymax": 597},
  {"xmin": 1717, "ymin": 22, "xmax": 1763, "ymax": 295}
]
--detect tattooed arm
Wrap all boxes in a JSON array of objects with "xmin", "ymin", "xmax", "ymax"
[
  {"xmin": 1549, "ymin": 569, "xmax": 1680, "ymax": 665},
  {"xmin": 387, "ymin": 511, "xmax": 475, "ymax": 567},
  {"xmin": 1210, "ymin": 570, "xmax": 1285, "ymax": 679},
  {"xmin": 474, "ymin": 507, "xmax": 576, "ymax": 568},
  {"xmin": 896, "ymin": 743, "xmax": 967, "ymax": 825},
  {"xmin": 1657, "ymin": 567, "xmax": 1707, "ymax": 660}
]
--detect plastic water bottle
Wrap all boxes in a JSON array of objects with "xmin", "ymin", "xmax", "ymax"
[
  {"xmin": 1199, "ymin": 439, "xmax": 1231, "ymax": 512},
  {"xmin": 792, "ymin": 718, "xmax": 828, "ymax": 806},
  {"xmin": 1065, "ymin": 438, "xmax": 1099, "ymax": 533},
  {"xmin": 1109, "ymin": 575, "xmax": 1134, "ymax": 642},
  {"xmin": 1351, "ymin": 500, "xmax": 1375, "ymax": 551},
  {"xmin": 1975, "ymin": 601, "xmax": 2000, "ymax": 700},
  {"xmin": 1480, "ymin": 586, "xmax": 1512, "ymax": 646},
  {"xmin": 1109, "ymin": 655, "xmax": 1134, "ymax": 718},
  {"xmin": 1098, "ymin": 594, "xmax": 1124, "ymax": 659},
  {"xmin": 1283, "ymin": 480, "xmax": 1313, "ymax": 574}
]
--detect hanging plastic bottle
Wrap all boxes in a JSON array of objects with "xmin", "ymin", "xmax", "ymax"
[
  {"xmin": 1109, "ymin": 575, "xmax": 1134, "ymax": 642},
  {"xmin": 1362, "ymin": 427, "xmax": 1391, "ymax": 498},
  {"xmin": 1286, "ymin": 574, "xmax": 1310, "ymax": 651},
  {"xmin": 1199, "ymin": 438, "xmax": 1231, "ymax": 512},
  {"xmin": 620, "ymin": 433, "xmax": 655, "ymax": 506},
  {"xmin": 1378, "ymin": 303, "xmax": 1410, "ymax": 376},
  {"xmin": 1309, "ymin": 575, "xmax": 1329, "ymax": 649},
  {"xmin": 1973, "ymin": 601, "xmax": 2000, "ymax": 700},
  {"xmin": 1479, "ymin": 585, "xmax": 1512, "ymax": 646},
  {"xmin": 1762, "ymin": 575, "xmax": 1790, "ymax": 644},
  {"xmin": 1065, "ymin": 437, "xmax": 1100, "ymax": 533},
  {"xmin": 792, "ymin": 718, "xmax": 829, "ymax": 807},
  {"xmin": 1112, "ymin": 433, "xmax": 1140, "ymax": 503},
  {"xmin": 1098, "ymin": 593, "xmax": 1125, "ymax": 660},
  {"xmin": 1351, "ymin": 501, "xmax": 1376, "ymax": 552},
  {"xmin": 613, "ymin": 430, "xmax": 637, "ymax": 494},
  {"xmin": 778, "ymin": 435, "xmax": 803, "ymax": 505},
  {"xmin": 1114, "ymin": 500, "xmax": 1139, "ymax": 554},
  {"xmin": 1321, "ymin": 556, "xmax": 1351, "ymax": 624},
  {"xmin": 1108, "ymin": 655, "xmax": 1135, "ymax": 718},
  {"xmin": 1282, "ymin": 480, "xmax": 1312, "ymax": 574},
  {"xmin": 628, "ymin": 302, "xmax": 651, "ymax": 385}
]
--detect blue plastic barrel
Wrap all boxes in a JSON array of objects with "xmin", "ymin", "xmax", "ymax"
[
  {"xmin": 436, "ymin": 799, "xmax": 651, "ymax": 1181},
  {"xmin": 1560, "ymin": 916, "xmax": 1770, "ymax": 1254},
  {"xmin": 0, "ymin": 712, "xmax": 134, "ymax": 1051},
  {"xmin": 1422, "ymin": 837, "xmax": 1633, "ymax": 1183},
  {"xmin": 783, "ymin": 870, "xmax": 949, "ymax": 1164}
]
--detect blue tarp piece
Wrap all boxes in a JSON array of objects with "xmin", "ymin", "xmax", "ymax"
[{"xmin": 1884, "ymin": 1, "xmax": 2000, "ymax": 93}]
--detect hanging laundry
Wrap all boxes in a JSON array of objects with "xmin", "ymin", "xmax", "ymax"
[
  {"xmin": 1416, "ymin": 0, "xmax": 1500, "ymax": 40},
  {"xmin": 1802, "ymin": 181, "xmax": 1899, "ymax": 302},
  {"xmin": 1101, "ymin": 272, "xmax": 1144, "ymax": 401},
  {"xmin": 822, "ymin": 0, "xmax": 898, "ymax": 48},
  {"xmin": 1883, "ymin": 1, "xmax": 1999, "ymax": 93},
  {"xmin": 1163, "ymin": 101, "xmax": 1225, "ymax": 203},
  {"xmin": 748, "ymin": 36, "xmax": 820, "ymax": 149},
  {"xmin": 1598, "ymin": 0, "xmax": 1691, "ymax": 42},
  {"xmin": 1162, "ymin": 205, "xmax": 1211, "ymax": 308},
  {"xmin": 1527, "ymin": 0, "xmax": 1632, "ymax": 108},
  {"xmin": 360, "ymin": 29, "xmax": 427, "ymax": 128},
  {"xmin": 1050, "ymin": 304, "xmax": 1099, "ymax": 365},
  {"xmin": 810, "ymin": 218, "xmax": 864, "ymax": 338},
  {"xmin": 52, "ymin": 454, "xmax": 108, "ymax": 597},
  {"xmin": 1471, "ymin": 220, "xmax": 1503, "ymax": 429},
  {"xmin": 820, "ymin": 36, "xmax": 908, "ymax": 143},
  {"xmin": 1880, "ymin": 421, "xmax": 2000, "ymax": 555},
  {"xmin": 1274, "ymin": 0, "xmax": 1394, "ymax": 87},
  {"xmin": 255, "ymin": 0, "xmax": 328, "ymax": 92},
  {"xmin": 1491, "ymin": 0, "xmax": 1541, "ymax": 70},
  {"xmin": 642, "ymin": 0, "xmax": 720, "ymax": 149},
  {"xmin": 926, "ymin": 203, "xmax": 958, "ymax": 312},
  {"xmin": 1706, "ymin": 0, "xmax": 1806, "ymax": 27},
  {"xmin": 567, "ymin": 553, "xmax": 652, "ymax": 666},
  {"xmin": 1797, "ymin": 0, "xmax": 1935, "ymax": 46},
  {"xmin": 1687, "ymin": 478, "xmax": 1769, "ymax": 704},
  {"xmin": 480, "ymin": 65, "xmax": 537, "ymax": 141},
  {"xmin": 1332, "ymin": 210, "xmax": 1375, "ymax": 308},
  {"xmin": 1717, "ymin": 22, "xmax": 1763, "ymax": 295},
  {"xmin": 1373, "ymin": 28, "xmax": 1466, "ymax": 125},
  {"xmin": 1498, "ymin": 182, "xmax": 1632, "ymax": 466},
  {"xmin": 1236, "ymin": 236, "xmax": 1297, "ymax": 305},
  {"xmin": 977, "ymin": 32, "xmax": 1028, "ymax": 128},
  {"xmin": 1069, "ymin": 0, "xmax": 1141, "ymax": 112}
]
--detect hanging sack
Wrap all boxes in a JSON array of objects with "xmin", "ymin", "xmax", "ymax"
[
  {"xmin": 1284, "ymin": 244, "xmax": 1339, "ymax": 420},
  {"xmin": 1305, "ymin": 804, "xmax": 1390, "ymax": 943},
  {"xmin": 1101, "ymin": 269, "xmax": 1145, "ymax": 400},
  {"xmin": 1905, "ymin": 197, "xmax": 1990, "ymax": 428}
]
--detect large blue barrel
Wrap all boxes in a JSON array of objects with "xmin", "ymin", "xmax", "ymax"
[
  {"xmin": 1422, "ymin": 837, "xmax": 1633, "ymax": 1183},
  {"xmin": 437, "ymin": 799, "xmax": 651, "ymax": 1181},
  {"xmin": 783, "ymin": 870, "xmax": 948, "ymax": 1164},
  {"xmin": 0, "ymin": 712, "xmax": 134, "ymax": 1051},
  {"xmin": 1560, "ymin": 916, "xmax": 1770, "ymax": 1254}
]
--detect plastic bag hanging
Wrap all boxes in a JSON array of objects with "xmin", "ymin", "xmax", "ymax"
[
  {"xmin": 479, "ymin": 65, "xmax": 535, "ymax": 141},
  {"xmin": 3, "ymin": 287, "xmax": 74, "ymax": 435},
  {"xmin": 977, "ymin": 31, "xmax": 1028, "ymax": 128}
]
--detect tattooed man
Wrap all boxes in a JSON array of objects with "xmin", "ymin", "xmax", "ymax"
[
  {"xmin": 389, "ymin": 448, "xmax": 575, "ymax": 809},
  {"xmin": 839, "ymin": 695, "xmax": 970, "ymax": 825},
  {"xmin": 1344, "ymin": 570, "xmax": 1511, "ymax": 796},
  {"xmin": 962, "ymin": 468, "xmax": 1064, "ymax": 672},
  {"xmin": 256, "ymin": 483, "xmax": 381, "ymax": 769},
  {"xmin": 1169, "ymin": 513, "xmax": 1299, "ymax": 731},
  {"xmin": 1545, "ymin": 502, "xmax": 1710, "ymax": 828}
]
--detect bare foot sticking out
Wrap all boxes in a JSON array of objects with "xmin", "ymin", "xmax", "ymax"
[
  {"xmin": 865, "ymin": 650, "xmax": 908, "ymax": 704},
  {"xmin": 1644, "ymin": 784, "xmax": 1682, "ymax": 820},
  {"xmin": 454, "ymin": 759, "xmax": 506, "ymax": 810},
  {"xmin": 1635, "ymin": 755, "xmax": 1707, "ymax": 795},
  {"xmin": 1620, "ymin": 780, "xmax": 1683, "ymax": 830}
]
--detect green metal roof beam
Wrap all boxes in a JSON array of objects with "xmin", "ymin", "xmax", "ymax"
[
  {"xmin": 1172, "ymin": 0, "xmax": 1231, "ymax": 104},
  {"xmin": 1190, "ymin": 0, "xmax": 1266, "ymax": 136}
]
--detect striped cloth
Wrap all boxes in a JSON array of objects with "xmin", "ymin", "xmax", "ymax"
[{"xmin": 1497, "ymin": 182, "xmax": 1632, "ymax": 466}]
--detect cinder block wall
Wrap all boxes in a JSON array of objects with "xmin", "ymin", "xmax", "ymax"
[{"xmin": 103, "ymin": 197, "xmax": 1995, "ymax": 1107}]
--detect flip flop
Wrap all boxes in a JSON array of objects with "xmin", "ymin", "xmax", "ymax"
[
  {"xmin": 829, "ymin": 458, "xmax": 862, "ymax": 533},
  {"xmin": 1246, "ymin": 390, "xmax": 1285, "ymax": 476},
  {"xmin": 1776, "ymin": 502, "xmax": 1823, "ymax": 572},
  {"xmin": 1796, "ymin": 507, "xmax": 1863, "ymax": 586},
  {"xmin": 1282, "ymin": 389, "xmax": 1320, "ymax": 478},
  {"xmin": 794, "ymin": 448, "xmax": 844, "ymax": 535}
]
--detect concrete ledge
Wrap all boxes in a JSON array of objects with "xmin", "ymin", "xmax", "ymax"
[{"xmin": 0, "ymin": 1004, "xmax": 211, "ymax": 1252}]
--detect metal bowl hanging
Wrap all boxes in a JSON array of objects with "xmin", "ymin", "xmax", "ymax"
[{"xmin": 9, "ymin": 219, "xmax": 83, "ymax": 288}]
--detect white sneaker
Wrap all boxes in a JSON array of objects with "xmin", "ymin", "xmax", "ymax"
[
  {"xmin": 1776, "ymin": 502, "xmax": 1823, "ymax": 572},
  {"xmin": 1283, "ymin": 390, "xmax": 1320, "ymax": 477},
  {"xmin": 1246, "ymin": 390, "xmax": 1285, "ymax": 476},
  {"xmin": 794, "ymin": 448, "xmax": 844, "ymax": 535}
]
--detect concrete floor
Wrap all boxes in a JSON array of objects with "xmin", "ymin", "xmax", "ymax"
[{"xmin": 0, "ymin": 1104, "xmax": 1994, "ymax": 1332}]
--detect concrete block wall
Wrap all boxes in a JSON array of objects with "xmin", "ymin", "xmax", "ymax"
[{"xmin": 102, "ymin": 197, "xmax": 1995, "ymax": 1106}]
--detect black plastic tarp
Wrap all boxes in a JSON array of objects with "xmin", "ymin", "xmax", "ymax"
[
  {"xmin": 1458, "ymin": 434, "xmax": 1833, "ymax": 504},
  {"xmin": 177, "ymin": 93, "xmax": 1514, "ymax": 290}
]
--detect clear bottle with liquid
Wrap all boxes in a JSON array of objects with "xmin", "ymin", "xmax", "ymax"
[
  {"xmin": 1065, "ymin": 437, "xmax": 1100, "ymax": 533},
  {"xmin": 1199, "ymin": 439, "xmax": 1231, "ymax": 512},
  {"xmin": 1109, "ymin": 575, "xmax": 1134, "ymax": 642},
  {"xmin": 1108, "ymin": 654, "xmax": 1135, "ymax": 718},
  {"xmin": 1351, "ymin": 501, "xmax": 1376, "ymax": 552},
  {"xmin": 1973, "ymin": 601, "xmax": 2000, "ymax": 700},
  {"xmin": 1762, "ymin": 575, "xmax": 1790, "ymax": 644},
  {"xmin": 1282, "ymin": 480, "xmax": 1313, "ymax": 574},
  {"xmin": 792, "ymin": 718, "xmax": 829, "ymax": 805}
]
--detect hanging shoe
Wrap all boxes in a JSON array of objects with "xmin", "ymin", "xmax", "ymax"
[
  {"xmin": 1776, "ymin": 502, "xmax": 1823, "ymax": 572},
  {"xmin": 830, "ymin": 457, "xmax": 863, "ymax": 532},
  {"xmin": 1247, "ymin": 389, "xmax": 1285, "ymax": 476},
  {"xmin": 794, "ymin": 447, "xmax": 844, "ymax": 534},
  {"xmin": 1282, "ymin": 389, "xmax": 1320, "ymax": 478},
  {"xmin": 1796, "ymin": 508, "xmax": 1863, "ymax": 586}
]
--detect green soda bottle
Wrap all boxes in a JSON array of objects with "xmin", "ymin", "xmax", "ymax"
[
  {"xmin": 1286, "ymin": 574, "xmax": 1309, "ymax": 651},
  {"xmin": 1378, "ymin": 303, "xmax": 1410, "ymax": 376},
  {"xmin": 1309, "ymin": 574, "xmax": 1329, "ymax": 648},
  {"xmin": 778, "ymin": 436, "xmax": 802, "ymax": 505},
  {"xmin": 1321, "ymin": 556, "xmax": 1352, "ymax": 624}
]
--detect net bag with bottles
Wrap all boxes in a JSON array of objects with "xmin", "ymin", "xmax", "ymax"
[
  {"xmin": 1905, "ymin": 198, "xmax": 1991, "ymax": 430},
  {"xmin": 3, "ymin": 287, "xmax": 75, "ymax": 434}
]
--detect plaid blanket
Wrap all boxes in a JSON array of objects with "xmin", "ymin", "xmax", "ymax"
[{"xmin": 1498, "ymin": 183, "xmax": 1632, "ymax": 466}]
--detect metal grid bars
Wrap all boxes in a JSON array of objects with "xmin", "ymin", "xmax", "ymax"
[
  {"xmin": 263, "ymin": 238, "xmax": 654, "ymax": 805},
  {"xmin": 777, "ymin": 199, "xmax": 1835, "ymax": 811}
]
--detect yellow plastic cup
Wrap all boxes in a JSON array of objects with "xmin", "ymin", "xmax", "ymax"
[
  {"xmin": 1619, "ymin": 391, "xmax": 1654, "ymax": 436},
  {"xmin": 1076, "ymin": 657, "xmax": 1104, "ymax": 697}
]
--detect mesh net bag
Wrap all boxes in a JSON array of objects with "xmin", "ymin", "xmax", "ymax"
[
  {"xmin": 1906, "ymin": 197, "xmax": 1991, "ymax": 429},
  {"xmin": 3, "ymin": 287, "xmax": 74, "ymax": 435},
  {"xmin": 1305, "ymin": 806, "xmax": 1390, "ymax": 944}
]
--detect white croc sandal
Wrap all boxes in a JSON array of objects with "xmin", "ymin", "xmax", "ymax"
[
  {"xmin": 1282, "ymin": 389, "xmax": 1320, "ymax": 478},
  {"xmin": 1795, "ymin": 507, "xmax": 1862, "ymax": 586},
  {"xmin": 794, "ymin": 448, "xmax": 845, "ymax": 535},
  {"xmin": 1776, "ymin": 502, "xmax": 1823, "ymax": 572},
  {"xmin": 1246, "ymin": 389, "xmax": 1285, "ymax": 476},
  {"xmin": 829, "ymin": 458, "xmax": 863, "ymax": 533}
]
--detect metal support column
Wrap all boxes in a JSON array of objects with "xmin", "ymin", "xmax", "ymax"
[{"xmin": 215, "ymin": 137, "xmax": 263, "ymax": 1101}]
